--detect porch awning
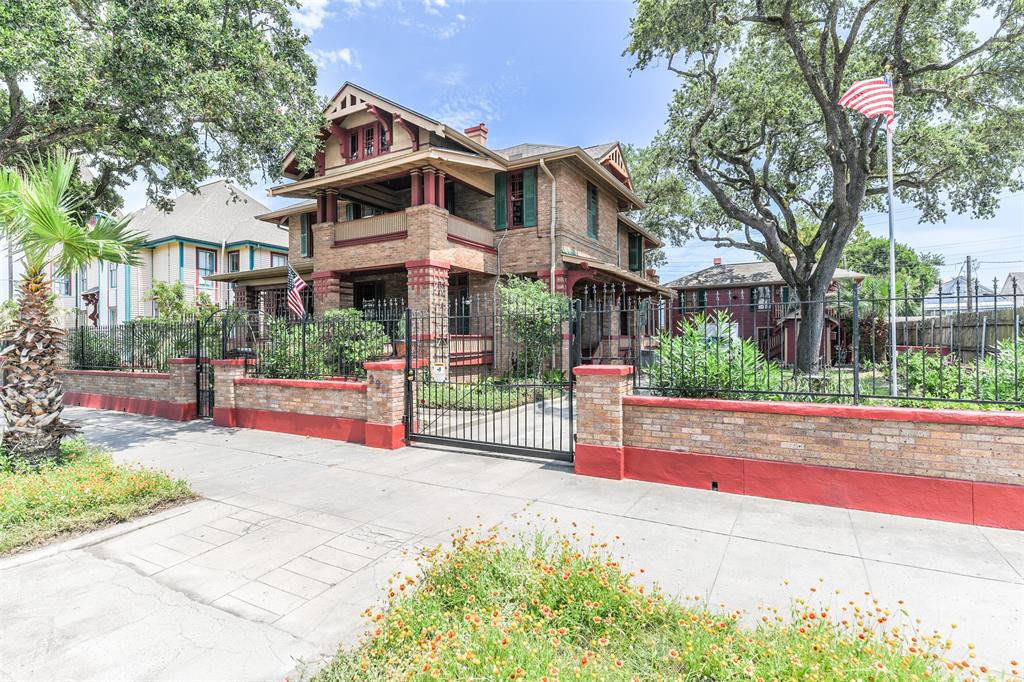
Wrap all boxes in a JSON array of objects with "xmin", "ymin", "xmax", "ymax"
[
  {"xmin": 206, "ymin": 262, "xmax": 313, "ymax": 286},
  {"xmin": 562, "ymin": 255, "xmax": 675, "ymax": 296}
]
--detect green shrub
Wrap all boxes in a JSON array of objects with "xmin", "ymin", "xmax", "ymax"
[
  {"xmin": 315, "ymin": 527, "xmax": 976, "ymax": 681},
  {"xmin": 259, "ymin": 309, "xmax": 388, "ymax": 379},
  {"xmin": 647, "ymin": 311, "xmax": 786, "ymax": 399},
  {"xmin": 418, "ymin": 378, "xmax": 561, "ymax": 411},
  {"xmin": 67, "ymin": 327, "xmax": 121, "ymax": 369},
  {"xmin": 498, "ymin": 276, "xmax": 571, "ymax": 378}
]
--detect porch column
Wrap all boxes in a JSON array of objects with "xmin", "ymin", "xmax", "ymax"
[
  {"xmin": 410, "ymin": 169, "xmax": 422, "ymax": 206},
  {"xmin": 326, "ymin": 189, "xmax": 338, "ymax": 223},
  {"xmin": 312, "ymin": 270, "xmax": 342, "ymax": 312},
  {"xmin": 573, "ymin": 365, "xmax": 633, "ymax": 480},
  {"xmin": 435, "ymin": 171, "xmax": 446, "ymax": 208},
  {"xmin": 423, "ymin": 167, "xmax": 436, "ymax": 206},
  {"xmin": 406, "ymin": 258, "xmax": 450, "ymax": 370},
  {"xmin": 315, "ymin": 192, "xmax": 326, "ymax": 223}
]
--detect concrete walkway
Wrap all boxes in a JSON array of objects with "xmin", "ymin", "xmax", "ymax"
[{"xmin": 1, "ymin": 407, "xmax": 1021, "ymax": 681}]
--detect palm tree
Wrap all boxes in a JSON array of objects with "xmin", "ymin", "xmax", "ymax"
[{"xmin": 0, "ymin": 152, "xmax": 144, "ymax": 466}]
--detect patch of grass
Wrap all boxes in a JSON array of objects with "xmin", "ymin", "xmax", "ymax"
[
  {"xmin": 316, "ymin": 527, "xmax": 1002, "ymax": 681},
  {"xmin": 418, "ymin": 380, "xmax": 562, "ymax": 411},
  {"xmin": 0, "ymin": 437, "xmax": 194, "ymax": 554}
]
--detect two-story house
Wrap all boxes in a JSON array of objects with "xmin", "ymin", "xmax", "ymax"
[
  {"xmin": 665, "ymin": 259, "xmax": 863, "ymax": 365},
  {"xmin": 211, "ymin": 83, "xmax": 668, "ymax": 343}
]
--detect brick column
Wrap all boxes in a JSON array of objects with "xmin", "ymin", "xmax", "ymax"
[
  {"xmin": 211, "ymin": 359, "xmax": 247, "ymax": 427},
  {"xmin": 363, "ymin": 359, "xmax": 424, "ymax": 449},
  {"xmin": 167, "ymin": 358, "xmax": 198, "ymax": 419},
  {"xmin": 312, "ymin": 270, "xmax": 342, "ymax": 312},
  {"xmin": 406, "ymin": 258, "xmax": 450, "ymax": 370},
  {"xmin": 573, "ymin": 365, "xmax": 633, "ymax": 479}
]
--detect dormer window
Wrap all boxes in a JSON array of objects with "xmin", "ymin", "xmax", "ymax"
[{"xmin": 348, "ymin": 123, "xmax": 390, "ymax": 163}]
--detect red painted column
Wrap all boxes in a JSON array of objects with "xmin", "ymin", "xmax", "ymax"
[
  {"xmin": 436, "ymin": 171, "xmax": 446, "ymax": 208},
  {"xmin": 410, "ymin": 169, "xmax": 422, "ymax": 206},
  {"xmin": 326, "ymin": 189, "xmax": 338, "ymax": 222},
  {"xmin": 423, "ymin": 167, "xmax": 436, "ymax": 206},
  {"xmin": 315, "ymin": 192, "xmax": 326, "ymax": 223}
]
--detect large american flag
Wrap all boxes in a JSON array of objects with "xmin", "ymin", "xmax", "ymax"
[
  {"xmin": 838, "ymin": 76, "xmax": 895, "ymax": 130},
  {"xmin": 287, "ymin": 265, "xmax": 308, "ymax": 318}
]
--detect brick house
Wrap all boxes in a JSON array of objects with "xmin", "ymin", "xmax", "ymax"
[
  {"xmin": 211, "ymin": 83, "xmax": 669, "ymax": 343},
  {"xmin": 664, "ymin": 259, "xmax": 863, "ymax": 364}
]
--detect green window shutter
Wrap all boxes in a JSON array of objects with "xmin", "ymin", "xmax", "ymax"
[
  {"xmin": 628, "ymin": 234, "xmax": 642, "ymax": 271},
  {"xmin": 782, "ymin": 286, "xmax": 790, "ymax": 304},
  {"xmin": 299, "ymin": 214, "xmax": 309, "ymax": 256},
  {"xmin": 344, "ymin": 203, "xmax": 354, "ymax": 221},
  {"xmin": 522, "ymin": 167, "xmax": 537, "ymax": 228},
  {"xmin": 494, "ymin": 172, "xmax": 507, "ymax": 230},
  {"xmin": 697, "ymin": 288, "xmax": 706, "ymax": 309}
]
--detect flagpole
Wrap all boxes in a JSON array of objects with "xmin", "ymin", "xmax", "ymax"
[{"xmin": 885, "ymin": 124, "xmax": 898, "ymax": 397}]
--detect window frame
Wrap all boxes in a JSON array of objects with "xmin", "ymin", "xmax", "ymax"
[
  {"xmin": 348, "ymin": 122, "xmax": 390, "ymax": 162},
  {"xmin": 586, "ymin": 182, "xmax": 599, "ymax": 239},
  {"xmin": 627, "ymin": 233, "xmax": 643, "ymax": 272},
  {"xmin": 227, "ymin": 250, "xmax": 241, "ymax": 273},
  {"xmin": 270, "ymin": 252, "xmax": 288, "ymax": 268},
  {"xmin": 507, "ymin": 170, "xmax": 525, "ymax": 228},
  {"xmin": 195, "ymin": 247, "xmax": 217, "ymax": 289},
  {"xmin": 108, "ymin": 263, "xmax": 118, "ymax": 288},
  {"xmin": 299, "ymin": 213, "xmax": 314, "ymax": 257}
]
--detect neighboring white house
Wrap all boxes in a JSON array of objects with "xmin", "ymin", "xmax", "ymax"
[
  {"xmin": 923, "ymin": 276, "xmax": 1015, "ymax": 316},
  {"xmin": 1, "ymin": 180, "xmax": 289, "ymax": 326}
]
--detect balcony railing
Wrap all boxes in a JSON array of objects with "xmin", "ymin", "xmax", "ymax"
[
  {"xmin": 447, "ymin": 214, "xmax": 494, "ymax": 247},
  {"xmin": 334, "ymin": 211, "xmax": 408, "ymax": 243}
]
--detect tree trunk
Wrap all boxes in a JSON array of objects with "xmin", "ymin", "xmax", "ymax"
[
  {"xmin": 0, "ymin": 270, "xmax": 76, "ymax": 467},
  {"xmin": 794, "ymin": 285, "xmax": 829, "ymax": 375}
]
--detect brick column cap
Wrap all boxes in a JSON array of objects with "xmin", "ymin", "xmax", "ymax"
[
  {"xmin": 364, "ymin": 359, "xmax": 428, "ymax": 371},
  {"xmin": 211, "ymin": 358, "xmax": 248, "ymax": 367},
  {"xmin": 574, "ymin": 365, "xmax": 633, "ymax": 376},
  {"xmin": 311, "ymin": 270, "xmax": 339, "ymax": 280},
  {"xmin": 405, "ymin": 258, "xmax": 451, "ymax": 269}
]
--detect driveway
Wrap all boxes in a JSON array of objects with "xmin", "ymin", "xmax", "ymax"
[{"xmin": 1, "ymin": 407, "xmax": 1021, "ymax": 681}]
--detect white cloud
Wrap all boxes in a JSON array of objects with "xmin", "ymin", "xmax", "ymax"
[
  {"xmin": 291, "ymin": 0, "xmax": 332, "ymax": 33},
  {"xmin": 433, "ymin": 94, "xmax": 502, "ymax": 131},
  {"xmin": 308, "ymin": 47, "xmax": 357, "ymax": 68},
  {"xmin": 423, "ymin": 0, "xmax": 447, "ymax": 14}
]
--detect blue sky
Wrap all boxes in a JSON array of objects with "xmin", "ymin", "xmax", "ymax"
[{"xmin": 122, "ymin": 0, "xmax": 1023, "ymax": 287}]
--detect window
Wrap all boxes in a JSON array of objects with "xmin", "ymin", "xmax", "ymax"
[
  {"xmin": 508, "ymin": 171, "xmax": 524, "ymax": 227},
  {"xmin": 587, "ymin": 183, "xmax": 599, "ymax": 239},
  {"xmin": 196, "ymin": 248, "xmax": 216, "ymax": 288},
  {"xmin": 628, "ymin": 233, "xmax": 643, "ymax": 272},
  {"xmin": 108, "ymin": 309, "xmax": 117, "ymax": 327},
  {"xmin": 347, "ymin": 123, "xmax": 390, "ymax": 162},
  {"xmin": 750, "ymin": 286, "xmax": 771, "ymax": 311},
  {"xmin": 228, "ymin": 251, "xmax": 240, "ymax": 272},
  {"xmin": 299, "ymin": 213, "xmax": 314, "ymax": 257},
  {"xmin": 271, "ymin": 253, "xmax": 288, "ymax": 267},
  {"xmin": 696, "ymin": 288, "xmax": 707, "ymax": 310},
  {"xmin": 54, "ymin": 275, "xmax": 71, "ymax": 296},
  {"xmin": 494, "ymin": 168, "xmax": 537, "ymax": 230}
]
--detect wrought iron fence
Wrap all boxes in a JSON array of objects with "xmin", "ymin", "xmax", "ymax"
[
  {"xmin": 64, "ymin": 319, "xmax": 199, "ymax": 372},
  {"xmin": 609, "ymin": 278, "xmax": 1023, "ymax": 410}
]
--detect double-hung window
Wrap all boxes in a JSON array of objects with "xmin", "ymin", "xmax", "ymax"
[
  {"xmin": 228, "ymin": 251, "xmax": 240, "ymax": 273},
  {"xmin": 108, "ymin": 263, "xmax": 118, "ymax": 288},
  {"xmin": 271, "ymin": 253, "xmax": 288, "ymax": 267},
  {"xmin": 494, "ymin": 168, "xmax": 537, "ymax": 229},
  {"xmin": 196, "ymin": 248, "xmax": 216, "ymax": 289},
  {"xmin": 627, "ymin": 233, "xmax": 643, "ymax": 271},
  {"xmin": 299, "ymin": 213, "xmax": 314, "ymax": 257}
]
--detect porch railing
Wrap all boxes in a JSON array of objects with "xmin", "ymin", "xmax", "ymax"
[
  {"xmin": 334, "ymin": 211, "xmax": 408, "ymax": 243},
  {"xmin": 447, "ymin": 214, "xmax": 494, "ymax": 247}
]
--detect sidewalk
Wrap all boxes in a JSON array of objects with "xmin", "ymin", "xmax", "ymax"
[{"xmin": 1, "ymin": 407, "xmax": 1021, "ymax": 681}]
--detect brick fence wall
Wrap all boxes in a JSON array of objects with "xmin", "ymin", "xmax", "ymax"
[
  {"xmin": 62, "ymin": 359, "xmax": 196, "ymax": 420},
  {"xmin": 574, "ymin": 366, "xmax": 1024, "ymax": 530}
]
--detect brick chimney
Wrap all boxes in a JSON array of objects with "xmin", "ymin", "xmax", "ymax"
[
  {"xmin": 713, "ymin": 257, "xmax": 722, "ymax": 266},
  {"xmin": 464, "ymin": 123, "xmax": 488, "ymax": 147},
  {"xmin": 646, "ymin": 268, "xmax": 659, "ymax": 284}
]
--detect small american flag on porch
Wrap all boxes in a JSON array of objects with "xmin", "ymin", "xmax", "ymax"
[{"xmin": 287, "ymin": 265, "xmax": 308, "ymax": 318}]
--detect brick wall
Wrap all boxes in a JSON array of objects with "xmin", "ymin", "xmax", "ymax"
[
  {"xmin": 233, "ymin": 378, "xmax": 367, "ymax": 420},
  {"xmin": 622, "ymin": 399, "xmax": 1022, "ymax": 486},
  {"xmin": 572, "ymin": 365, "xmax": 1024, "ymax": 530},
  {"xmin": 61, "ymin": 359, "xmax": 196, "ymax": 420}
]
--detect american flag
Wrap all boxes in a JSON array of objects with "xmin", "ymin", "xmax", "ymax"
[
  {"xmin": 287, "ymin": 265, "xmax": 308, "ymax": 318},
  {"xmin": 838, "ymin": 76, "xmax": 895, "ymax": 130}
]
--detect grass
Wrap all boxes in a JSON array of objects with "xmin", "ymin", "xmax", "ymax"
[
  {"xmin": 418, "ymin": 380, "xmax": 562, "ymax": 412},
  {"xmin": 315, "ymin": 526, "xmax": 1013, "ymax": 681},
  {"xmin": 0, "ymin": 437, "xmax": 194, "ymax": 554}
]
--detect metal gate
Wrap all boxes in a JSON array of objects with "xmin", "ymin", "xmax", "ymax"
[
  {"xmin": 195, "ymin": 309, "xmax": 257, "ymax": 418},
  {"xmin": 404, "ymin": 296, "xmax": 577, "ymax": 461}
]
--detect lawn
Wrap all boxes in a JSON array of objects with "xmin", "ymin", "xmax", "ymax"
[
  {"xmin": 315, "ymin": 527, "xmax": 1003, "ymax": 681},
  {"xmin": 0, "ymin": 437, "xmax": 194, "ymax": 554},
  {"xmin": 418, "ymin": 380, "xmax": 562, "ymax": 412}
]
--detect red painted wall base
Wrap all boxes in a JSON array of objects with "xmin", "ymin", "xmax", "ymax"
[
  {"xmin": 610, "ymin": 445, "xmax": 1024, "ymax": 531},
  {"xmin": 575, "ymin": 444, "xmax": 624, "ymax": 480},
  {"xmin": 218, "ymin": 407, "xmax": 366, "ymax": 444},
  {"xmin": 365, "ymin": 422, "xmax": 405, "ymax": 450},
  {"xmin": 65, "ymin": 391, "xmax": 196, "ymax": 421}
]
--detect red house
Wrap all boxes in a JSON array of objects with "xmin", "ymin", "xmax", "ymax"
[{"xmin": 664, "ymin": 259, "xmax": 864, "ymax": 365}]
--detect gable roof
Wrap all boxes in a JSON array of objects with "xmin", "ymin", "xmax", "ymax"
[
  {"xmin": 664, "ymin": 261, "xmax": 865, "ymax": 289},
  {"xmin": 1000, "ymin": 272, "xmax": 1023, "ymax": 295},
  {"xmin": 130, "ymin": 179, "xmax": 287, "ymax": 249}
]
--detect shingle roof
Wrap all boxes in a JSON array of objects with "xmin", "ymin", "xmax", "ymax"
[
  {"xmin": 493, "ymin": 141, "xmax": 619, "ymax": 163},
  {"xmin": 583, "ymin": 142, "xmax": 618, "ymax": 160},
  {"xmin": 130, "ymin": 180, "xmax": 287, "ymax": 248},
  {"xmin": 664, "ymin": 261, "xmax": 864, "ymax": 289}
]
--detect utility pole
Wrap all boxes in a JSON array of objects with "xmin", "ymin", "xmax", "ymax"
[{"xmin": 965, "ymin": 255, "xmax": 972, "ymax": 312}]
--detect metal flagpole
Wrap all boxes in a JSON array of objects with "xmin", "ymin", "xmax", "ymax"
[{"xmin": 885, "ymin": 121, "xmax": 898, "ymax": 397}]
